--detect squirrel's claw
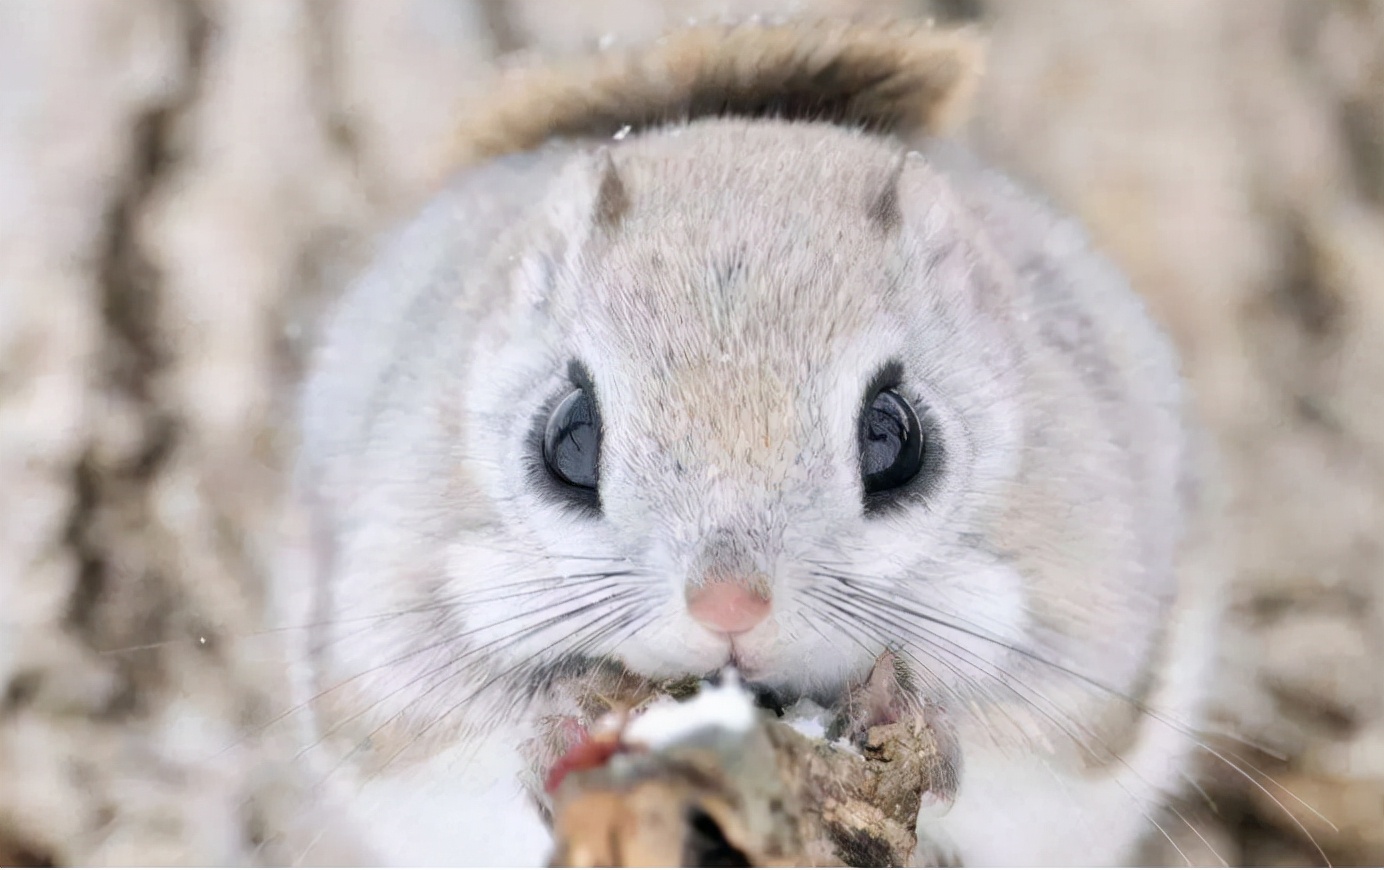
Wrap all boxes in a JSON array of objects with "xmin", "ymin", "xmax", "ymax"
[{"xmin": 833, "ymin": 650, "xmax": 963, "ymax": 819}]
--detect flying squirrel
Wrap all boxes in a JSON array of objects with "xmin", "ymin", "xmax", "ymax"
[{"xmin": 274, "ymin": 16, "xmax": 1224, "ymax": 867}]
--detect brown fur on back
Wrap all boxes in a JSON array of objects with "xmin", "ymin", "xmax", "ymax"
[{"xmin": 451, "ymin": 18, "xmax": 985, "ymax": 166}]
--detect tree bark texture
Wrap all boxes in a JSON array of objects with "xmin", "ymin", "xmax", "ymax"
[{"xmin": 0, "ymin": 0, "xmax": 1382, "ymax": 865}]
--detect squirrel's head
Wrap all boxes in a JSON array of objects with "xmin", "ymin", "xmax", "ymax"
[
  {"xmin": 449, "ymin": 122, "xmax": 1178, "ymax": 716},
  {"xmin": 293, "ymin": 22, "xmax": 1185, "ymax": 753}
]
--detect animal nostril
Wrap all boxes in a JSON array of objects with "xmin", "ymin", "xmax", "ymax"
[{"xmin": 686, "ymin": 580, "xmax": 771, "ymax": 635}]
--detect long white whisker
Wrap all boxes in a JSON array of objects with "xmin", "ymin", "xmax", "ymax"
[
  {"xmin": 814, "ymin": 585, "xmax": 1194, "ymax": 865},
  {"xmin": 815, "ymin": 575, "xmax": 1337, "ymax": 859}
]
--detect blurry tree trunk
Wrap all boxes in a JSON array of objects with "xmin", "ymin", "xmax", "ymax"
[{"xmin": 0, "ymin": 0, "xmax": 1381, "ymax": 865}]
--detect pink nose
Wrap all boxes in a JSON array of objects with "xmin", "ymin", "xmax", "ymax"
[{"xmin": 686, "ymin": 581, "xmax": 771, "ymax": 635}]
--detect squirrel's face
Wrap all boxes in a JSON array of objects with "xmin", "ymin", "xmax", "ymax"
[
  {"xmin": 301, "ymin": 123, "xmax": 1179, "ymax": 746},
  {"xmin": 454, "ymin": 127, "xmax": 1080, "ymax": 711}
]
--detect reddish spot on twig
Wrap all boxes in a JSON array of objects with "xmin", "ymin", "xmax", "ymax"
[{"xmin": 544, "ymin": 726, "xmax": 623, "ymax": 794}]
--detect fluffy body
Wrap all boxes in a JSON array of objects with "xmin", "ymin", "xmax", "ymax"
[{"xmin": 278, "ymin": 116, "xmax": 1217, "ymax": 866}]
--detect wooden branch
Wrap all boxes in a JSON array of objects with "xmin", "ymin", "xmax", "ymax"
[{"xmin": 539, "ymin": 654, "xmax": 955, "ymax": 867}]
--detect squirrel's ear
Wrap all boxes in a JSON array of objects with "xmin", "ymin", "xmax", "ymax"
[
  {"xmin": 589, "ymin": 148, "xmax": 630, "ymax": 229},
  {"xmin": 512, "ymin": 148, "xmax": 628, "ymax": 311},
  {"xmin": 867, "ymin": 150, "xmax": 908, "ymax": 233},
  {"xmin": 546, "ymin": 146, "xmax": 629, "ymax": 240},
  {"xmin": 888, "ymin": 150, "xmax": 956, "ymax": 241}
]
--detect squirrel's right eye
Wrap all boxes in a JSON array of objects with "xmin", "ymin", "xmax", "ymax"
[{"xmin": 543, "ymin": 388, "xmax": 601, "ymax": 490}]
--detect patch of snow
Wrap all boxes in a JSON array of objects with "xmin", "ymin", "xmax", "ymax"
[
  {"xmin": 832, "ymin": 736, "xmax": 861, "ymax": 755},
  {"xmin": 782, "ymin": 699, "xmax": 830, "ymax": 740},
  {"xmin": 623, "ymin": 671, "xmax": 757, "ymax": 750}
]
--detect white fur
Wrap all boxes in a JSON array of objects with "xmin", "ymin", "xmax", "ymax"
[
  {"xmin": 279, "ymin": 120, "xmax": 1217, "ymax": 866},
  {"xmin": 345, "ymin": 730, "xmax": 550, "ymax": 866}
]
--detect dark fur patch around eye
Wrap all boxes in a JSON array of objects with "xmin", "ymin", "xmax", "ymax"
[
  {"xmin": 527, "ymin": 360, "xmax": 603, "ymax": 516},
  {"xmin": 858, "ymin": 360, "xmax": 945, "ymax": 515}
]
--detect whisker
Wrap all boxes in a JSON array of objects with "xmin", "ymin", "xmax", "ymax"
[
  {"xmin": 283, "ymin": 593, "xmax": 657, "ymax": 853},
  {"xmin": 446, "ymin": 571, "xmax": 638, "ymax": 606},
  {"xmin": 811, "ymin": 585, "xmax": 1195, "ymax": 865},
  {"xmin": 801, "ymin": 593, "xmax": 1018, "ymax": 752},
  {"xmin": 458, "ymin": 543, "xmax": 634, "ymax": 564},
  {"xmin": 293, "ymin": 587, "xmax": 653, "ymax": 765},
  {"xmin": 487, "ymin": 606, "xmax": 659, "ymax": 726},
  {"xmin": 91, "ymin": 572, "xmax": 638, "ymax": 657},
  {"xmin": 243, "ymin": 589, "xmax": 653, "ymax": 863},
  {"xmin": 300, "ymin": 572, "xmax": 641, "ymax": 661},
  {"xmin": 216, "ymin": 579, "xmax": 645, "ymax": 761},
  {"xmin": 837, "ymin": 578, "xmax": 1338, "ymax": 838},
  {"xmin": 1166, "ymin": 802, "xmax": 1229, "ymax": 868},
  {"xmin": 360, "ymin": 596, "xmax": 659, "ymax": 781},
  {"xmin": 811, "ymin": 575, "xmax": 1336, "ymax": 859}
]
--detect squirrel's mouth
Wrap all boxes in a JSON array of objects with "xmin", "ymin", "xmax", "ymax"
[
  {"xmin": 717, "ymin": 647, "xmax": 853, "ymax": 714},
  {"xmin": 726, "ymin": 673, "xmax": 848, "ymax": 718},
  {"xmin": 721, "ymin": 640, "xmax": 780, "ymax": 685}
]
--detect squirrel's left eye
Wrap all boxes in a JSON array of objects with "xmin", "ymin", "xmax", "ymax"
[
  {"xmin": 860, "ymin": 388, "xmax": 925, "ymax": 494},
  {"xmin": 543, "ymin": 388, "xmax": 601, "ymax": 490}
]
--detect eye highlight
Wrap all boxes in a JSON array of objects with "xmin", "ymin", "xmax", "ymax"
[
  {"xmin": 543, "ymin": 388, "xmax": 601, "ymax": 491},
  {"xmin": 860, "ymin": 388, "xmax": 925, "ymax": 495}
]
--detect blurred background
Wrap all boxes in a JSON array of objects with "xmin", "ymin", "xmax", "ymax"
[{"xmin": 1, "ymin": 0, "xmax": 1381, "ymax": 865}]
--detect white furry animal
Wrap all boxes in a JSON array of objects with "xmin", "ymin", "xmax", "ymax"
[{"xmin": 275, "ymin": 20, "xmax": 1222, "ymax": 867}]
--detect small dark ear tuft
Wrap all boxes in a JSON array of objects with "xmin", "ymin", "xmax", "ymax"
[
  {"xmin": 591, "ymin": 147, "xmax": 629, "ymax": 229},
  {"xmin": 867, "ymin": 150, "xmax": 908, "ymax": 231},
  {"xmin": 542, "ymin": 147, "xmax": 629, "ymax": 243}
]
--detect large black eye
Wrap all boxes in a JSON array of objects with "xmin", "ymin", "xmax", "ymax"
[
  {"xmin": 860, "ymin": 388, "xmax": 925, "ymax": 494},
  {"xmin": 543, "ymin": 388, "xmax": 601, "ymax": 490}
]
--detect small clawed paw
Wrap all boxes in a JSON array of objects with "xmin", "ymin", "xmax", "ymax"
[
  {"xmin": 831, "ymin": 649, "xmax": 922, "ymax": 744},
  {"xmin": 832, "ymin": 650, "xmax": 963, "ymax": 820}
]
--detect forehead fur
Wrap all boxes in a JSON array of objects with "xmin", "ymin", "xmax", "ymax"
[
  {"xmin": 565, "ymin": 119, "xmax": 929, "ymax": 353},
  {"xmin": 547, "ymin": 120, "xmax": 950, "ymax": 483}
]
